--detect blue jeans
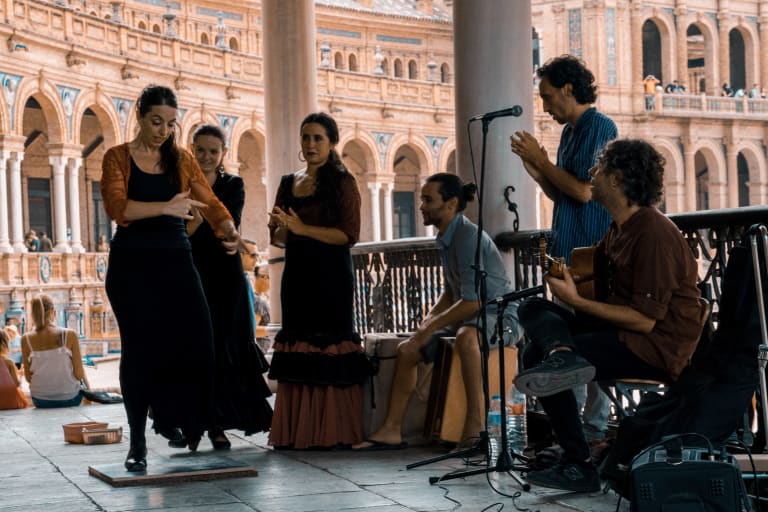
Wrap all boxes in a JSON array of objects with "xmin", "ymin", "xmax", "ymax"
[{"xmin": 32, "ymin": 394, "xmax": 83, "ymax": 408}]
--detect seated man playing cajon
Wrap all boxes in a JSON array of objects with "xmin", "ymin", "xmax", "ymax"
[
  {"xmin": 514, "ymin": 139, "xmax": 705, "ymax": 492},
  {"xmin": 353, "ymin": 173, "xmax": 522, "ymax": 451}
]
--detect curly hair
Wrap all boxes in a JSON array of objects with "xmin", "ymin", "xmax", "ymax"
[
  {"xmin": 599, "ymin": 139, "xmax": 665, "ymax": 207},
  {"xmin": 425, "ymin": 173, "xmax": 477, "ymax": 212},
  {"xmin": 536, "ymin": 55, "xmax": 597, "ymax": 104}
]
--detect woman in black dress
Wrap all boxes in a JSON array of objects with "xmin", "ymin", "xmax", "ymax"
[
  {"xmin": 101, "ymin": 86, "xmax": 246, "ymax": 471},
  {"xmin": 188, "ymin": 124, "xmax": 272, "ymax": 449},
  {"xmin": 268, "ymin": 112, "xmax": 372, "ymax": 449}
]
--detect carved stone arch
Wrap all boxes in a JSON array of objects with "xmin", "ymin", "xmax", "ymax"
[
  {"xmin": 730, "ymin": 21, "xmax": 759, "ymax": 90},
  {"xmin": 179, "ymin": 108, "xmax": 220, "ymax": 149},
  {"xmin": 436, "ymin": 137, "xmax": 456, "ymax": 174},
  {"xmin": 70, "ymin": 87, "xmax": 122, "ymax": 149},
  {"xmin": 692, "ymin": 139, "xmax": 727, "ymax": 184},
  {"xmin": 15, "ymin": 76, "xmax": 66, "ymax": 144},
  {"xmin": 649, "ymin": 137, "xmax": 684, "ymax": 212},
  {"xmin": 641, "ymin": 12, "xmax": 676, "ymax": 83},
  {"xmin": 688, "ymin": 15, "xmax": 720, "ymax": 95},
  {"xmin": 338, "ymin": 130, "xmax": 378, "ymax": 175},
  {"xmin": 386, "ymin": 133, "xmax": 432, "ymax": 177},
  {"xmin": 734, "ymin": 140, "xmax": 766, "ymax": 184},
  {"xmin": 652, "ymin": 137, "xmax": 684, "ymax": 184},
  {"xmin": 228, "ymin": 117, "xmax": 265, "ymax": 169}
]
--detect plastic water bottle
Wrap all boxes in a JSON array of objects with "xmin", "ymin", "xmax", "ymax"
[
  {"xmin": 507, "ymin": 385, "xmax": 528, "ymax": 456},
  {"xmin": 487, "ymin": 394, "xmax": 502, "ymax": 463}
]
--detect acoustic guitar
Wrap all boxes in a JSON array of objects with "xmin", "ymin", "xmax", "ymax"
[{"xmin": 538, "ymin": 236, "xmax": 598, "ymax": 300}]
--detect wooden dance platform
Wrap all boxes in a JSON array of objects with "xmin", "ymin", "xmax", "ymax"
[{"xmin": 88, "ymin": 456, "xmax": 258, "ymax": 487}]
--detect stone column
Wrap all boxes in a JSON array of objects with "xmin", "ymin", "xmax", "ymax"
[
  {"xmin": 675, "ymin": 2, "xmax": 689, "ymax": 87},
  {"xmin": 760, "ymin": 1, "xmax": 768, "ymax": 90},
  {"xmin": 367, "ymin": 181, "xmax": 382, "ymax": 241},
  {"xmin": 630, "ymin": 3, "xmax": 646, "ymax": 112},
  {"xmin": 263, "ymin": 0, "xmax": 318, "ymax": 323},
  {"xmin": 382, "ymin": 182, "xmax": 394, "ymax": 241},
  {"xmin": 682, "ymin": 138, "xmax": 697, "ymax": 212},
  {"xmin": 49, "ymin": 156, "xmax": 71, "ymax": 253},
  {"xmin": 67, "ymin": 157, "xmax": 85, "ymax": 253},
  {"xmin": 0, "ymin": 152, "xmax": 11, "ymax": 252},
  {"xmin": 8, "ymin": 151, "xmax": 25, "ymax": 252},
  {"xmin": 718, "ymin": 4, "xmax": 730, "ymax": 92},
  {"xmin": 453, "ymin": 0, "xmax": 535, "ymax": 236},
  {"xmin": 725, "ymin": 142, "xmax": 739, "ymax": 208}
]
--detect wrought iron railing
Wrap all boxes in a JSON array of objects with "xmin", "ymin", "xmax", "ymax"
[{"xmin": 351, "ymin": 206, "xmax": 768, "ymax": 335}]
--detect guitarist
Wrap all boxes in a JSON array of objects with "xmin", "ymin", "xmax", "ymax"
[
  {"xmin": 514, "ymin": 139, "xmax": 706, "ymax": 492},
  {"xmin": 511, "ymin": 55, "xmax": 618, "ymax": 449}
]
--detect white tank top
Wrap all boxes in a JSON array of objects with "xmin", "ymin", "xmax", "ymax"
[{"xmin": 25, "ymin": 330, "xmax": 81, "ymax": 401}]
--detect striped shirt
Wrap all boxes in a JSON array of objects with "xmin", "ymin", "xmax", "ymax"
[{"xmin": 551, "ymin": 107, "xmax": 617, "ymax": 263}]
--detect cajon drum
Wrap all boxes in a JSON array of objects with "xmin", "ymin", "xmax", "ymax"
[
  {"xmin": 362, "ymin": 333, "xmax": 433, "ymax": 445},
  {"xmin": 425, "ymin": 337, "xmax": 517, "ymax": 444}
]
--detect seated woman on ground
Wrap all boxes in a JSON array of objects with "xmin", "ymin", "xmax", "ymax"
[
  {"xmin": 21, "ymin": 294, "xmax": 91, "ymax": 408},
  {"xmin": 0, "ymin": 329, "xmax": 28, "ymax": 410}
]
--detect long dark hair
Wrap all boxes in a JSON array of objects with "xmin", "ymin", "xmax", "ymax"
[
  {"xmin": 137, "ymin": 85, "xmax": 180, "ymax": 185},
  {"xmin": 301, "ymin": 112, "xmax": 349, "ymax": 224}
]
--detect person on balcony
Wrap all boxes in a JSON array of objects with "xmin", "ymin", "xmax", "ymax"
[
  {"xmin": 510, "ymin": 54, "xmax": 617, "ymax": 451},
  {"xmin": 722, "ymin": 82, "xmax": 734, "ymax": 97},
  {"xmin": 38, "ymin": 232, "xmax": 52, "ymax": 252},
  {"xmin": 101, "ymin": 85, "xmax": 247, "ymax": 472},
  {"xmin": 353, "ymin": 173, "xmax": 522, "ymax": 452},
  {"xmin": 267, "ymin": 112, "xmax": 371, "ymax": 450},
  {"xmin": 187, "ymin": 124, "xmax": 273, "ymax": 451},
  {"xmin": 514, "ymin": 139, "xmax": 705, "ymax": 492},
  {"xmin": 642, "ymin": 74, "xmax": 660, "ymax": 109},
  {"xmin": 24, "ymin": 231, "xmax": 39, "ymax": 252}
]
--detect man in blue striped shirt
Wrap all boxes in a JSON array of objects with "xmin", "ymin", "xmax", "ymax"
[
  {"xmin": 511, "ymin": 55, "xmax": 617, "ymax": 264},
  {"xmin": 511, "ymin": 55, "xmax": 617, "ymax": 451}
]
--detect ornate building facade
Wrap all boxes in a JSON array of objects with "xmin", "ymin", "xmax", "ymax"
[{"xmin": 1, "ymin": 0, "xmax": 766, "ymax": 340}]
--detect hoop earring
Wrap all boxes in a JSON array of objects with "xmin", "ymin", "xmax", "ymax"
[{"xmin": 298, "ymin": 150, "xmax": 306, "ymax": 163}]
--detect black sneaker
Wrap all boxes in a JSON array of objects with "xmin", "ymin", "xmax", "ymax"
[
  {"xmin": 526, "ymin": 460, "xmax": 601, "ymax": 492},
  {"xmin": 514, "ymin": 350, "xmax": 595, "ymax": 397}
]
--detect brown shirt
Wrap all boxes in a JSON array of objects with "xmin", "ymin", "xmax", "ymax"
[
  {"xmin": 597, "ymin": 207, "xmax": 704, "ymax": 380},
  {"xmin": 100, "ymin": 143, "xmax": 232, "ymax": 235}
]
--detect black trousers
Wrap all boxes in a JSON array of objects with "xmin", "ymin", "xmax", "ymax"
[{"xmin": 519, "ymin": 297, "xmax": 669, "ymax": 462}]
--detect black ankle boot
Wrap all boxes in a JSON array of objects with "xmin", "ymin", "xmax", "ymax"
[
  {"xmin": 155, "ymin": 426, "xmax": 187, "ymax": 448},
  {"xmin": 124, "ymin": 438, "xmax": 147, "ymax": 472},
  {"xmin": 208, "ymin": 427, "xmax": 231, "ymax": 451}
]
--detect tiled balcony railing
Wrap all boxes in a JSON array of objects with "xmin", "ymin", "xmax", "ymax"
[
  {"xmin": 352, "ymin": 206, "xmax": 768, "ymax": 335},
  {"xmin": 648, "ymin": 92, "xmax": 768, "ymax": 118}
]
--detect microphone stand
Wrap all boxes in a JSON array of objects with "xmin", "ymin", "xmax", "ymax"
[
  {"xmin": 426, "ymin": 287, "xmax": 542, "ymax": 487},
  {"xmin": 408, "ymin": 115, "xmax": 535, "ymax": 490}
]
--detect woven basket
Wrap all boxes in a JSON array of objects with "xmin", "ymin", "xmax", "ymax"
[
  {"xmin": 62, "ymin": 422, "xmax": 108, "ymax": 444},
  {"xmin": 82, "ymin": 426, "xmax": 123, "ymax": 445}
]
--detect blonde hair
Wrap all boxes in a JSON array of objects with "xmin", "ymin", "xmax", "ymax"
[{"xmin": 31, "ymin": 294, "xmax": 56, "ymax": 330}]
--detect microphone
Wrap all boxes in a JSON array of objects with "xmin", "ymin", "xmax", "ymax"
[
  {"xmin": 486, "ymin": 285, "xmax": 545, "ymax": 305},
  {"xmin": 470, "ymin": 105, "xmax": 523, "ymax": 122}
]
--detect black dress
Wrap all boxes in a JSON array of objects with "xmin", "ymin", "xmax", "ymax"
[
  {"xmin": 106, "ymin": 160, "xmax": 215, "ymax": 439},
  {"xmin": 267, "ymin": 172, "xmax": 372, "ymax": 449},
  {"xmin": 189, "ymin": 172, "xmax": 273, "ymax": 435}
]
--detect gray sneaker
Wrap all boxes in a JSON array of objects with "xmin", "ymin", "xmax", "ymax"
[
  {"xmin": 514, "ymin": 350, "xmax": 595, "ymax": 397},
  {"xmin": 527, "ymin": 460, "xmax": 601, "ymax": 493}
]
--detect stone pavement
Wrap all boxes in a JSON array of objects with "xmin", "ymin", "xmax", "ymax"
[{"xmin": 2, "ymin": 357, "xmax": 630, "ymax": 512}]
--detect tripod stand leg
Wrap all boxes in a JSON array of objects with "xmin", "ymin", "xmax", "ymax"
[{"xmin": 406, "ymin": 438, "xmax": 486, "ymax": 470}]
